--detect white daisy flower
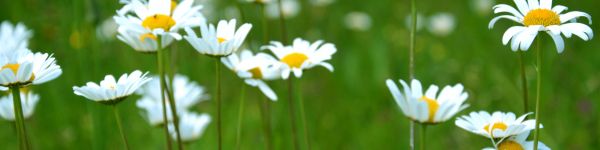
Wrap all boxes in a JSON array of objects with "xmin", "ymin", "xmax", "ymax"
[
  {"xmin": 344, "ymin": 12, "xmax": 372, "ymax": 31},
  {"xmin": 386, "ymin": 79, "xmax": 469, "ymax": 124},
  {"xmin": 0, "ymin": 21, "xmax": 32, "ymax": 53},
  {"xmin": 222, "ymin": 50, "xmax": 281, "ymax": 101},
  {"xmin": 471, "ymin": 0, "xmax": 495, "ymax": 16},
  {"xmin": 266, "ymin": 0, "xmax": 300, "ymax": 19},
  {"xmin": 184, "ymin": 19, "xmax": 252, "ymax": 57},
  {"xmin": 136, "ymin": 74, "xmax": 209, "ymax": 126},
  {"xmin": 483, "ymin": 131, "xmax": 551, "ymax": 150},
  {"xmin": 455, "ymin": 111, "xmax": 538, "ymax": 139},
  {"xmin": 168, "ymin": 112, "xmax": 211, "ymax": 142},
  {"xmin": 0, "ymin": 91, "xmax": 40, "ymax": 121},
  {"xmin": 489, "ymin": 0, "xmax": 593, "ymax": 53},
  {"xmin": 0, "ymin": 49, "xmax": 63, "ymax": 87},
  {"xmin": 114, "ymin": 0, "xmax": 205, "ymax": 52},
  {"xmin": 428, "ymin": 13, "xmax": 456, "ymax": 37},
  {"xmin": 73, "ymin": 70, "xmax": 151, "ymax": 105},
  {"xmin": 261, "ymin": 38, "xmax": 336, "ymax": 79}
]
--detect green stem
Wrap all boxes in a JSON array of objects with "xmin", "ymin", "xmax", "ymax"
[
  {"xmin": 518, "ymin": 51, "xmax": 529, "ymax": 114},
  {"xmin": 297, "ymin": 81, "xmax": 311, "ymax": 150},
  {"xmin": 215, "ymin": 58, "xmax": 223, "ymax": 150},
  {"xmin": 258, "ymin": 95, "xmax": 273, "ymax": 150},
  {"xmin": 277, "ymin": 0, "xmax": 288, "ymax": 42},
  {"xmin": 533, "ymin": 36, "xmax": 543, "ymax": 150},
  {"xmin": 112, "ymin": 105, "xmax": 130, "ymax": 150},
  {"xmin": 287, "ymin": 78, "xmax": 300, "ymax": 150},
  {"xmin": 157, "ymin": 37, "xmax": 174, "ymax": 150},
  {"xmin": 420, "ymin": 124, "xmax": 426, "ymax": 150},
  {"xmin": 235, "ymin": 85, "xmax": 246, "ymax": 150},
  {"xmin": 162, "ymin": 48, "xmax": 184, "ymax": 150},
  {"xmin": 11, "ymin": 86, "xmax": 28, "ymax": 150},
  {"xmin": 259, "ymin": 3, "xmax": 269, "ymax": 45},
  {"xmin": 409, "ymin": 0, "xmax": 417, "ymax": 149}
]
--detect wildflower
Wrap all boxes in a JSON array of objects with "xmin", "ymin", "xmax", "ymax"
[
  {"xmin": 261, "ymin": 38, "xmax": 336, "ymax": 79},
  {"xmin": 73, "ymin": 70, "xmax": 151, "ymax": 105},
  {"xmin": 222, "ymin": 50, "xmax": 281, "ymax": 100},
  {"xmin": 184, "ymin": 19, "xmax": 252, "ymax": 57}
]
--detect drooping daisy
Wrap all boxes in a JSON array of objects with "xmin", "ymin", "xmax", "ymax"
[
  {"xmin": 114, "ymin": 0, "xmax": 205, "ymax": 52},
  {"xmin": 168, "ymin": 112, "xmax": 211, "ymax": 142},
  {"xmin": 455, "ymin": 111, "xmax": 538, "ymax": 139},
  {"xmin": 386, "ymin": 79, "xmax": 469, "ymax": 124},
  {"xmin": 489, "ymin": 0, "xmax": 593, "ymax": 53},
  {"xmin": 483, "ymin": 131, "xmax": 551, "ymax": 150},
  {"xmin": 261, "ymin": 38, "xmax": 336, "ymax": 79},
  {"xmin": 184, "ymin": 19, "xmax": 252, "ymax": 57},
  {"xmin": 0, "ymin": 21, "xmax": 32, "ymax": 53},
  {"xmin": 73, "ymin": 70, "xmax": 151, "ymax": 105},
  {"xmin": 0, "ymin": 49, "xmax": 63, "ymax": 87},
  {"xmin": 0, "ymin": 91, "xmax": 40, "ymax": 121},
  {"xmin": 136, "ymin": 74, "xmax": 209, "ymax": 126},
  {"xmin": 428, "ymin": 13, "xmax": 456, "ymax": 37},
  {"xmin": 222, "ymin": 50, "xmax": 281, "ymax": 100}
]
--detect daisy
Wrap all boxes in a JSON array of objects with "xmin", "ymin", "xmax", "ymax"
[
  {"xmin": 483, "ymin": 131, "xmax": 551, "ymax": 150},
  {"xmin": 266, "ymin": 0, "xmax": 300, "ymax": 19},
  {"xmin": 136, "ymin": 74, "xmax": 209, "ymax": 126},
  {"xmin": 0, "ymin": 21, "xmax": 32, "ymax": 53},
  {"xmin": 73, "ymin": 70, "xmax": 151, "ymax": 105},
  {"xmin": 344, "ymin": 12, "xmax": 372, "ymax": 31},
  {"xmin": 428, "ymin": 13, "xmax": 456, "ymax": 37},
  {"xmin": 386, "ymin": 79, "xmax": 469, "ymax": 124},
  {"xmin": 261, "ymin": 38, "xmax": 336, "ymax": 79},
  {"xmin": 0, "ymin": 49, "xmax": 63, "ymax": 87},
  {"xmin": 114, "ymin": 0, "xmax": 205, "ymax": 52},
  {"xmin": 168, "ymin": 112, "xmax": 211, "ymax": 142},
  {"xmin": 0, "ymin": 91, "xmax": 39, "ymax": 121},
  {"xmin": 222, "ymin": 50, "xmax": 281, "ymax": 100},
  {"xmin": 489, "ymin": 0, "xmax": 593, "ymax": 53},
  {"xmin": 455, "ymin": 111, "xmax": 538, "ymax": 139},
  {"xmin": 183, "ymin": 19, "xmax": 252, "ymax": 57}
]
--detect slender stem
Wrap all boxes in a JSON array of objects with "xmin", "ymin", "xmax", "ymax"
[
  {"xmin": 297, "ymin": 81, "xmax": 311, "ymax": 150},
  {"xmin": 420, "ymin": 124, "xmax": 426, "ymax": 150},
  {"xmin": 533, "ymin": 36, "xmax": 543, "ymax": 150},
  {"xmin": 259, "ymin": 3, "xmax": 269, "ymax": 45},
  {"xmin": 518, "ymin": 51, "xmax": 529, "ymax": 114},
  {"xmin": 235, "ymin": 85, "xmax": 246, "ymax": 150},
  {"xmin": 11, "ymin": 86, "xmax": 28, "ymax": 150},
  {"xmin": 258, "ymin": 95, "xmax": 273, "ymax": 150},
  {"xmin": 409, "ymin": 0, "xmax": 417, "ymax": 149},
  {"xmin": 112, "ymin": 105, "xmax": 130, "ymax": 150},
  {"xmin": 409, "ymin": 121, "xmax": 415, "ymax": 150},
  {"xmin": 162, "ymin": 50, "xmax": 184, "ymax": 150},
  {"xmin": 277, "ymin": 0, "xmax": 288, "ymax": 42},
  {"xmin": 157, "ymin": 37, "xmax": 174, "ymax": 150},
  {"xmin": 287, "ymin": 78, "xmax": 300, "ymax": 150},
  {"xmin": 215, "ymin": 58, "xmax": 223, "ymax": 150}
]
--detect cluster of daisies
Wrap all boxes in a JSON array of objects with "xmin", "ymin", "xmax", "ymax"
[{"xmin": 387, "ymin": 0, "xmax": 592, "ymax": 149}]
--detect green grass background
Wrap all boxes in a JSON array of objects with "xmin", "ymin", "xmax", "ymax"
[{"xmin": 1, "ymin": 0, "xmax": 599, "ymax": 149}]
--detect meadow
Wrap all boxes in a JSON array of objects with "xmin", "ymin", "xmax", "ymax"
[{"xmin": 0, "ymin": 0, "xmax": 599, "ymax": 149}]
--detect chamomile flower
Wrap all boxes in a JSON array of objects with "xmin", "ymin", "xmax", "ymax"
[
  {"xmin": 0, "ymin": 91, "xmax": 39, "ymax": 121},
  {"xmin": 261, "ymin": 38, "xmax": 336, "ymax": 79},
  {"xmin": 114, "ymin": 0, "xmax": 205, "ymax": 52},
  {"xmin": 489, "ymin": 0, "xmax": 593, "ymax": 53},
  {"xmin": 428, "ymin": 13, "xmax": 456, "ymax": 37},
  {"xmin": 386, "ymin": 79, "xmax": 469, "ymax": 124},
  {"xmin": 483, "ymin": 131, "xmax": 551, "ymax": 150},
  {"xmin": 168, "ymin": 112, "xmax": 211, "ymax": 142},
  {"xmin": 73, "ymin": 70, "xmax": 151, "ymax": 105},
  {"xmin": 344, "ymin": 12, "xmax": 372, "ymax": 31},
  {"xmin": 136, "ymin": 74, "xmax": 209, "ymax": 126},
  {"xmin": 222, "ymin": 50, "xmax": 281, "ymax": 100},
  {"xmin": 266, "ymin": 0, "xmax": 300, "ymax": 19},
  {"xmin": 0, "ymin": 50, "xmax": 62, "ymax": 87},
  {"xmin": 455, "ymin": 111, "xmax": 538, "ymax": 139},
  {"xmin": 0, "ymin": 21, "xmax": 32, "ymax": 53},
  {"xmin": 184, "ymin": 19, "xmax": 252, "ymax": 57}
]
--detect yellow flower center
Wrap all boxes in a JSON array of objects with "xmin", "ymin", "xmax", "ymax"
[
  {"xmin": 281, "ymin": 53, "xmax": 308, "ymax": 68},
  {"xmin": 249, "ymin": 67, "xmax": 263, "ymax": 79},
  {"xmin": 523, "ymin": 9, "xmax": 561, "ymax": 27},
  {"xmin": 419, "ymin": 96, "xmax": 439, "ymax": 122},
  {"xmin": 142, "ymin": 14, "xmax": 176, "ymax": 31},
  {"xmin": 1, "ymin": 64, "xmax": 35, "ymax": 81},
  {"xmin": 139, "ymin": 33, "xmax": 158, "ymax": 42},
  {"xmin": 484, "ymin": 122, "xmax": 508, "ymax": 134},
  {"xmin": 217, "ymin": 37, "xmax": 226, "ymax": 43},
  {"xmin": 497, "ymin": 140, "xmax": 524, "ymax": 150}
]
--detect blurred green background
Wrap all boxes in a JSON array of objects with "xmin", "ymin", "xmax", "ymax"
[{"xmin": 1, "ymin": 0, "xmax": 599, "ymax": 149}]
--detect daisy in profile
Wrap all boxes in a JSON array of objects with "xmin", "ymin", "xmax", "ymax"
[
  {"xmin": 183, "ymin": 19, "xmax": 252, "ymax": 57},
  {"xmin": 168, "ymin": 112, "xmax": 211, "ymax": 142},
  {"xmin": 136, "ymin": 74, "xmax": 209, "ymax": 126},
  {"xmin": 0, "ymin": 50, "xmax": 63, "ymax": 87},
  {"xmin": 0, "ymin": 21, "xmax": 32, "ymax": 53},
  {"xmin": 386, "ymin": 79, "xmax": 469, "ymax": 124},
  {"xmin": 114, "ymin": 0, "xmax": 205, "ymax": 52},
  {"xmin": 455, "ymin": 111, "xmax": 537, "ymax": 139},
  {"xmin": 483, "ymin": 131, "xmax": 551, "ymax": 150},
  {"xmin": 261, "ymin": 38, "xmax": 336, "ymax": 79},
  {"xmin": 73, "ymin": 70, "xmax": 151, "ymax": 105},
  {"xmin": 0, "ymin": 91, "xmax": 39, "ymax": 121},
  {"xmin": 489, "ymin": 0, "xmax": 593, "ymax": 53},
  {"xmin": 222, "ymin": 50, "xmax": 281, "ymax": 100}
]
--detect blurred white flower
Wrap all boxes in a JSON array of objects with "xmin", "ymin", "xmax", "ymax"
[
  {"xmin": 266, "ymin": 0, "xmax": 300, "ymax": 19},
  {"xmin": 261, "ymin": 38, "xmax": 336, "ymax": 79},
  {"xmin": 184, "ymin": 19, "xmax": 252, "ymax": 57},
  {"xmin": 222, "ymin": 50, "xmax": 281, "ymax": 100},
  {"xmin": 0, "ymin": 91, "xmax": 39, "ymax": 121},
  {"xmin": 483, "ymin": 131, "xmax": 551, "ymax": 150},
  {"xmin": 73, "ymin": 70, "xmax": 151, "ymax": 105},
  {"xmin": 310, "ymin": 0, "xmax": 335, "ymax": 7},
  {"xmin": 0, "ymin": 49, "xmax": 62, "ymax": 87},
  {"xmin": 0, "ymin": 21, "xmax": 32, "ymax": 54},
  {"xmin": 344, "ymin": 12, "xmax": 372, "ymax": 31},
  {"xmin": 405, "ymin": 13, "xmax": 426, "ymax": 31},
  {"xmin": 471, "ymin": 0, "xmax": 495, "ymax": 16},
  {"xmin": 96, "ymin": 18, "xmax": 119, "ymax": 41},
  {"xmin": 243, "ymin": 0, "xmax": 271, "ymax": 4},
  {"xmin": 168, "ymin": 112, "xmax": 211, "ymax": 142},
  {"xmin": 456, "ymin": 111, "xmax": 537, "ymax": 139},
  {"xmin": 428, "ymin": 13, "xmax": 456, "ymax": 37},
  {"xmin": 386, "ymin": 79, "xmax": 469, "ymax": 123}
]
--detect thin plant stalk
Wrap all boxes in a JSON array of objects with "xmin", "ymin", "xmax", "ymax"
[
  {"xmin": 297, "ymin": 81, "xmax": 311, "ymax": 149},
  {"xmin": 518, "ymin": 51, "xmax": 529, "ymax": 114},
  {"xmin": 112, "ymin": 105, "xmax": 130, "ymax": 150},
  {"xmin": 420, "ymin": 124, "xmax": 426, "ymax": 150},
  {"xmin": 287, "ymin": 78, "xmax": 300, "ymax": 150},
  {"xmin": 161, "ymin": 45, "xmax": 184, "ymax": 150},
  {"xmin": 408, "ymin": 0, "xmax": 417, "ymax": 149},
  {"xmin": 258, "ymin": 3, "xmax": 269, "ymax": 45},
  {"xmin": 157, "ymin": 37, "xmax": 174, "ymax": 150},
  {"xmin": 533, "ymin": 37, "xmax": 543, "ymax": 149},
  {"xmin": 215, "ymin": 58, "xmax": 223, "ymax": 150},
  {"xmin": 235, "ymin": 85, "xmax": 246, "ymax": 150},
  {"xmin": 258, "ymin": 95, "xmax": 273, "ymax": 150},
  {"xmin": 10, "ymin": 86, "xmax": 29, "ymax": 150},
  {"xmin": 277, "ymin": 0, "xmax": 288, "ymax": 42}
]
